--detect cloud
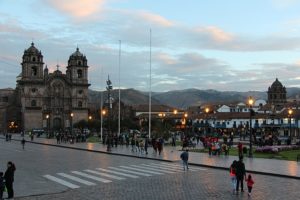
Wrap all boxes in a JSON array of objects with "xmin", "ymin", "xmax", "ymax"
[
  {"xmin": 47, "ymin": 0, "xmax": 106, "ymax": 17},
  {"xmin": 195, "ymin": 26, "xmax": 234, "ymax": 43},
  {"xmin": 137, "ymin": 11, "xmax": 174, "ymax": 27}
]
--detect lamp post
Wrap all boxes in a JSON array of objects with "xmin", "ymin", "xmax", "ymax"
[
  {"xmin": 205, "ymin": 108, "xmax": 209, "ymax": 134},
  {"xmin": 184, "ymin": 113, "xmax": 188, "ymax": 135},
  {"xmin": 70, "ymin": 112, "xmax": 74, "ymax": 135},
  {"xmin": 248, "ymin": 96, "xmax": 254, "ymax": 158},
  {"xmin": 288, "ymin": 108, "xmax": 293, "ymax": 139},
  {"xmin": 46, "ymin": 114, "xmax": 49, "ymax": 137},
  {"xmin": 100, "ymin": 109, "xmax": 106, "ymax": 142}
]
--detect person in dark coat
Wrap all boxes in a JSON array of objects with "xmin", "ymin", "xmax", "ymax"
[
  {"xmin": 180, "ymin": 149, "xmax": 189, "ymax": 170},
  {"xmin": 0, "ymin": 172, "xmax": 4, "ymax": 200},
  {"xmin": 235, "ymin": 156, "xmax": 246, "ymax": 193},
  {"xmin": 4, "ymin": 161, "xmax": 16, "ymax": 199}
]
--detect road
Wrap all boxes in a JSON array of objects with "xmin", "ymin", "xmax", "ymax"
[{"xmin": 0, "ymin": 139, "xmax": 298, "ymax": 200}]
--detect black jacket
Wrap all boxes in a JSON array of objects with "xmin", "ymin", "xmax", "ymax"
[
  {"xmin": 4, "ymin": 166, "xmax": 15, "ymax": 184},
  {"xmin": 235, "ymin": 160, "xmax": 246, "ymax": 177}
]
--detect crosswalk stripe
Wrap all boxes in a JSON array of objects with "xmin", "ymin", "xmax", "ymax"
[
  {"xmin": 43, "ymin": 175, "xmax": 80, "ymax": 189},
  {"xmin": 84, "ymin": 169, "xmax": 125, "ymax": 180},
  {"xmin": 108, "ymin": 167, "xmax": 152, "ymax": 177},
  {"xmin": 71, "ymin": 171, "xmax": 112, "ymax": 183},
  {"xmin": 159, "ymin": 162, "xmax": 206, "ymax": 171},
  {"xmin": 141, "ymin": 164, "xmax": 181, "ymax": 172},
  {"xmin": 119, "ymin": 166, "xmax": 163, "ymax": 175},
  {"xmin": 134, "ymin": 165, "xmax": 175, "ymax": 173},
  {"xmin": 96, "ymin": 168, "xmax": 139, "ymax": 178},
  {"xmin": 150, "ymin": 163, "xmax": 198, "ymax": 171},
  {"xmin": 57, "ymin": 173, "xmax": 96, "ymax": 186}
]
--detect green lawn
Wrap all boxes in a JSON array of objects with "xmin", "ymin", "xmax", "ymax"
[
  {"xmin": 190, "ymin": 147, "xmax": 300, "ymax": 161},
  {"xmin": 86, "ymin": 136, "xmax": 101, "ymax": 143}
]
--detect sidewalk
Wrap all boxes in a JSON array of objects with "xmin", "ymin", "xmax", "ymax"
[{"xmin": 5, "ymin": 135, "xmax": 300, "ymax": 179}]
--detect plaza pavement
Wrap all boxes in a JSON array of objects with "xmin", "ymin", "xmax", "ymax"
[{"xmin": 3, "ymin": 134, "xmax": 300, "ymax": 179}]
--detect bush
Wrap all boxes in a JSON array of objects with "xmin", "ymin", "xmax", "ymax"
[
  {"xmin": 255, "ymin": 145, "xmax": 300, "ymax": 154},
  {"xmin": 243, "ymin": 147, "xmax": 248, "ymax": 154}
]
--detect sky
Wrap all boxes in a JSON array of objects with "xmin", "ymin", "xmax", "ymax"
[{"xmin": 2, "ymin": 0, "xmax": 300, "ymax": 92}]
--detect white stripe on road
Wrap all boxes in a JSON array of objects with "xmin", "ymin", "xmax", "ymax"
[
  {"xmin": 141, "ymin": 164, "xmax": 178, "ymax": 174},
  {"xmin": 150, "ymin": 163, "xmax": 191, "ymax": 171},
  {"xmin": 84, "ymin": 169, "xmax": 125, "ymax": 180},
  {"xmin": 133, "ymin": 165, "xmax": 175, "ymax": 174},
  {"xmin": 43, "ymin": 175, "xmax": 80, "ymax": 189},
  {"xmin": 108, "ymin": 167, "xmax": 152, "ymax": 177},
  {"xmin": 96, "ymin": 168, "xmax": 139, "ymax": 178},
  {"xmin": 159, "ymin": 162, "xmax": 206, "ymax": 171},
  {"xmin": 71, "ymin": 171, "xmax": 112, "ymax": 183},
  {"xmin": 57, "ymin": 173, "xmax": 96, "ymax": 186},
  {"xmin": 120, "ymin": 166, "xmax": 163, "ymax": 175},
  {"xmin": 141, "ymin": 164, "xmax": 181, "ymax": 172},
  {"xmin": 150, "ymin": 163, "xmax": 198, "ymax": 172}
]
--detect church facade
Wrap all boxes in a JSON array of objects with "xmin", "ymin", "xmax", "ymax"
[{"xmin": 16, "ymin": 43, "xmax": 90, "ymax": 132}]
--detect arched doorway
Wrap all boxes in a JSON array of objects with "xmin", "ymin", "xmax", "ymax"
[{"xmin": 53, "ymin": 117, "xmax": 62, "ymax": 131}]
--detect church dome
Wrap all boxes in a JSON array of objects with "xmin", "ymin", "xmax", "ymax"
[
  {"xmin": 68, "ymin": 47, "xmax": 87, "ymax": 66},
  {"xmin": 269, "ymin": 78, "xmax": 286, "ymax": 92},
  {"xmin": 70, "ymin": 47, "xmax": 84, "ymax": 58},
  {"xmin": 24, "ymin": 42, "xmax": 41, "ymax": 55}
]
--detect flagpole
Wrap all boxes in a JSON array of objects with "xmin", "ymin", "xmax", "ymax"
[
  {"xmin": 118, "ymin": 40, "xmax": 121, "ymax": 137},
  {"xmin": 149, "ymin": 29, "xmax": 152, "ymax": 139}
]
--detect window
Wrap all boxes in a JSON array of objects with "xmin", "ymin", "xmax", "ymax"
[
  {"xmin": 77, "ymin": 69, "xmax": 83, "ymax": 78},
  {"xmin": 78, "ymin": 61, "xmax": 82, "ymax": 65},
  {"xmin": 32, "ymin": 57, "xmax": 36, "ymax": 62},
  {"xmin": 31, "ymin": 100, "xmax": 37, "ymax": 107},
  {"xmin": 78, "ymin": 90, "xmax": 83, "ymax": 95},
  {"xmin": 78, "ymin": 101, "xmax": 83, "ymax": 108},
  {"xmin": 31, "ymin": 88, "xmax": 37, "ymax": 93},
  {"xmin": 31, "ymin": 66, "xmax": 37, "ymax": 76},
  {"xmin": 2, "ymin": 97, "xmax": 8, "ymax": 102}
]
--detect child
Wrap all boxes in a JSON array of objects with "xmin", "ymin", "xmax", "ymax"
[
  {"xmin": 229, "ymin": 160, "xmax": 237, "ymax": 194},
  {"xmin": 246, "ymin": 174, "xmax": 254, "ymax": 196},
  {"xmin": 180, "ymin": 149, "xmax": 189, "ymax": 171},
  {"xmin": 0, "ymin": 172, "xmax": 4, "ymax": 200}
]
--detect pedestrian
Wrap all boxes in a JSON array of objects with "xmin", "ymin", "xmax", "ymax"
[
  {"xmin": 229, "ymin": 160, "xmax": 237, "ymax": 194},
  {"xmin": 0, "ymin": 171, "xmax": 4, "ymax": 200},
  {"xmin": 21, "ymin": 138, "xmax": 26, "ymax": 150},
  {"xmin": 4, "ymin": 161, "xmax": 16, "ymax": 199},
  {"xmin": 245, "ymin": 174, "xmax": 254, "ymax": 196},
  {"xmin": 144, "ymin": 137, "xmax": 148, "ymax": 155},
  {"xmin": 180, "ymin": 149, "xmax": 189, "ymax": 171},
  {"xmin": 237, "ymin": 142, "xmax": 243, "ymax": 157},
  {"xmin": 235, "ymin": 156, "xmax": 246, "ymax": 194}
]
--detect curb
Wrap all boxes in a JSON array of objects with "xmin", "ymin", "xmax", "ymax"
[{"xmin": 2, "ymin": 137, "xmax": 300, "ymax": 180}]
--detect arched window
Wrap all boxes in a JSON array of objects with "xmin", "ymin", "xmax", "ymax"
[
  {"xmin": 77, "ymin": 69, "xmax": 83, "ymax": 78},
  {"xmin": 78, "ymin": 101, "xmax": 83, "ymax": 108},
  {"xmin": 31, "ymin": 100, "xmax": 37, "ymax": 107},
  {"xmin": 32, "ymin": 57, "xmax": 36, "ymax": 62},
  {"xmin": 78, "ymin": 61, "xmax": 82, "ymax": 66},
  {"xmin": 31, "ymin": 66, "xmax": 37, "ymax": 76}
]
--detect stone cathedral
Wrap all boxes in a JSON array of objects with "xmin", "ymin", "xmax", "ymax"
[{"xmin": 16, "ymin": 42, "xmax": 90, "ymax": 131}]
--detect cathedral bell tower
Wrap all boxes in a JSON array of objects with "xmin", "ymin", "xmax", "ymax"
[{"xmin": 21, "ymin": 42, "xmax": 44, "ymax": 81}]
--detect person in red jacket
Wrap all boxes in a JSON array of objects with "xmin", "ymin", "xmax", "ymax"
[{"xmin": 245, "ymin": 174, "xmax": 254, "ymax": 196}]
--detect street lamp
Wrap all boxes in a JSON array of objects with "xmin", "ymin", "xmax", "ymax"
[
  {"xmin": 173, "ymin": 109, "xmax": 178, "ymax": 115},
  {"xmin": 100, "ymin": 109, "xmax": 106, "ymax": 143},
  {"xmin": 70, "ymin": 112, "xmax": 74, "ymax": 135},
  {"xmin": 248, "ymin": 96, "xmax": 254, "ymax": 158},
  {"xmin": 205, "ymin": 107, "xmax": 210, "ymax": 134},
  {"xmin": 288, "ymin": 108, "xmax": 293, "ymax": 139},
  {"xmin": 46, "ymin": 114, "xmax": 49, "ymax": 137}
]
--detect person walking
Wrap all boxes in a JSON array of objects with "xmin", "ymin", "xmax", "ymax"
[
  {"xmin": 0, "ymin": 172, "xmax": 4, "ymax": 200},
  {"xmin": 235, "ymin": 156, "xmax": 246, "ymax": 194},
  {"xmin": 229, "ymin": 160, "xmax": 237, "ymax": 194},
  {"xmin": 144, "ymin": 137, "xmax": 148, "ymax": 155},
  {"xmin": 21, "ymin": 138, "xmax": 26, "ymax": 150},
  {"xmin": 4, "ymin": 161, "xmax": 16, "ymax": 199},
  {"xmin": 180, "ymin": 149, "xmax": 189, "ymax": 171},
  {"xmin": 246, "ymin": 174, "xmax": 255, "ymax": 196}
]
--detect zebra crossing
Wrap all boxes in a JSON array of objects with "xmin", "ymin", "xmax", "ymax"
[{"xmin": 43, "ymin": 162, "xmax": 207, "ymax": 189}]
